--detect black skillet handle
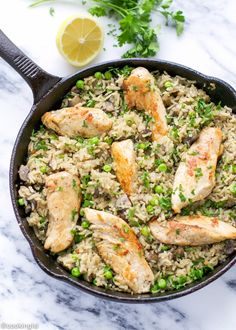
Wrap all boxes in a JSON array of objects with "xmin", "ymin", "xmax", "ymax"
[{"xmin": 0, "ymin": 30, "xmax": 62, "ymax": 104}]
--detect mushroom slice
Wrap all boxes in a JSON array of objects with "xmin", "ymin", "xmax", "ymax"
[
  {"xmin": 123, "ymin": 67, "xmax": 168, "ymax": 141},
  {"xmin": 172, "ymin": 127, "xmax": 223, "ymax": 213},
  {"xmin": 111, "ymin": 139, "xmax": 137, "ymax": 196},
  {"xmin": 84, "ymin": 208, "xmax": 154, "ymax": 293},
  {"xmin": 44, "ymin": 171, "xmax": 81, "ymax": 253},
  {"xmin": 149, "ymin": 215, "xmax": 236, "ymax": 246},
  {"xmin": 42, "ymin": 106, "xmax": 112, "ymax": 138}
]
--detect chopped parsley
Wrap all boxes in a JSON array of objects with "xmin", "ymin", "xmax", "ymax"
[
  {"xmin": 81, "ymin": 175, "xmax": 91, "ymax": 188},
  {"xmin": 122, "ymin": 224, "xmax": 130, "ymax": 234},
  {"xmin": 49, "ymin": 7, "xmax": 55, "ymax": 16},
  {"xmin": 113, "ymin": 244, "xmax": 120, "ymax": 251},
  {"xmin": 194, "ymin": 167, "xmax": 203, "ymax": 178},
  {"xmin": 71, "ymin": 209, "xmax": 78, "ymax": 221},
  {"xmin": 141, "ymin": 171, "xmax": 150, "ymax": 188},
  {"xmin": 195, "ymin": 99, "xmax": 215, "ymax": 126},
  {"xmin": 176, "ymin": 229, "xmax": 180, "ymax": 235},
  {"xmin": 82, "ymin": 120, "xmax": 88, "ymax": 128},
  {"xmin": 159, "ymin": 197, "xmax": 172, "ymax": 210},
  {"xmin": 131, "ymin": 85, "xmax": 138, "ymax": 91},
  {"xmin": 35, "ymin": 140, "xmax": 48, "ymax": 151},
  {"xmin": 86, "ymin": 99, "xmax": 96, "ymax": 107},
  {"xmin": 179, "ymin": 192, "xmax": 186, "ymax": 202}
]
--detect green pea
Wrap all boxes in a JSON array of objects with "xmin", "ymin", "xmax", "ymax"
[
  {"xmin": 137, "ymin": 143, "xmax": 146, "ymax": 150},
  {"xmin": 154, "ymin": 185, "xmax": 163, "ymax": 194},
  {"xmin": 103, "ymin": 164, "xmax": 112, "ymax": 172},
  {"xmin": 76, "ymin": 80, "xmax": 84, "ymax": 89},
  {"xmin": 83, "ymin": 200, "xmax": 93, "ymax": 207},
  {"xmin": 104, "ymin": 270, "xmax": 113, "ymax": 280},
  {"xmin": 149, "ymin": 197, "xmax": 158, "ymax": 206},
  {"xmin": 146, "ymin": 205, "xmax": 154, "ymax": 214},
  {"xmin": 18, "ymin": 198, "xmax": 25, "ymax": 206},
  {"xmin": 40, "ymin": 166, "xmax": 48, "ymax": 174},
  {"xmin": 71, "ymin": 267, "xmax": 80, "ymax": 277},
  {"xmin": 230, "ymin": 183, "xmax": 236, "ymax": 195},
  {"xmin": 158, "ymin": 163, "xmax": 168, "ymax": 172},
  {"xmin": 164, "ymin": 81, "xmax": 173, "ymax": 89},
  {"xmin": 104, "ymin": 71, "xmax": 112, "ymax": 80},
  {"xmin": 81, "ymin": 220, "xmax": 90, "ymax": 229},
  {"xmin": 140, "ymin": 226, "xmax": 150, "ymax": 237},
  {"xmin": 94, "ymin": 72, "xmax": 103, "ymax": 79},
  {"xmin": 158, "ymin": 278, "xmax": 167, "ymax": 289},
  {"xmin": 126, "ymin": 119, "xmax": 134, "ymax": 126},
  {"xmin": 88, "ymin": 137, "xmax": 99, "ymax": 145},
  {"xmin": 49, "ymin": 133, "xmax": 58, "ymax": 140}
]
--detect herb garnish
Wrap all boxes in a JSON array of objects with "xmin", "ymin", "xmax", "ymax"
[{"xmin": 29, "ymin": 0, "xmax": 185, "ymax": 58}]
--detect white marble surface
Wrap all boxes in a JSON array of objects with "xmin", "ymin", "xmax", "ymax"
[{"xmin": 0, "ymin": 1, "xmax": 236, "ymax": 329}]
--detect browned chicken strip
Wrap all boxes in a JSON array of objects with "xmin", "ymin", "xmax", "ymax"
[
  {"xmin": 44, "ymin": 171, "xmax": 82, "ymax": 253},
  {"xmin": 84, "ymin": 208, "xmax": 154, "ymax": 293},
  {"xmin": 149, "ymin": 215, "xmax": 236, "ymax": 246},
  {"xmin": 42, "ymin": 106, "xmax": 113, "ymax": 138},
  {"xmin": 111, "ymin": 139, "xmax": 137, "ymax": 196},
  {"xmin": 123, "ymin": 67, "xmax": 168, "ymax": 141},
  {"xmin": 172, "ymin": 127, "xmax": 223, "ymax": 213}
]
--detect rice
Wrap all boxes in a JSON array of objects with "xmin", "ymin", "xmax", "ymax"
[{"xmin": 18, "ymin": 66, "xmax": 236, "ymax": 294}]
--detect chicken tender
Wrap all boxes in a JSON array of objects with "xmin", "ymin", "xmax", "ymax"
[
  {"xmin": 84, "ymin": 208, "xmax": 154, "ymax": 293},
  {"xmin": 149, "ymin": 215, "xmax": 236, "ymax": 246},
  {"xmin": 123, "ymin": 67, "xmax": 168, "ymax": 141},
  {"xmin": 42, "ymin": 106, "xmax": 112, "ymax": 138},
  {"xmin": 172, "ymin": 127, "xmax": 223, "ymax": 213},
  {"xmin": 44, "ymin": 171, "xmax": 81, "ymax": 253},
  {"xmin": 111, "ymin": 139, "xmax": 137, "ymax": 196}
]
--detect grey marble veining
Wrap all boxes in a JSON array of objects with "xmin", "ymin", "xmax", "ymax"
[{"xmin": 0, "ymin": 0, "xmax": 236, "ymax": 329}]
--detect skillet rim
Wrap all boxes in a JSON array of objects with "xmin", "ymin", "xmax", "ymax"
[{"xmin": 9, "ymin": 58, "xmax": 236, "ymax": 303}]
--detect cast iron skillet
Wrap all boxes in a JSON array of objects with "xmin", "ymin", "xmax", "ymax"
[{"xmin": 1, "ymin": 30, "xmax": 236, "ymax": 303}]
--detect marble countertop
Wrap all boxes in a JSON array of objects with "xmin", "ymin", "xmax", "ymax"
[{"xmin": 0, "ymin": 0, "xmax": 236, "ymax": 329}]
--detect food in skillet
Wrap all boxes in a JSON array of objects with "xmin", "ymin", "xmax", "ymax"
[
  {"xmin": 149, "ymin": 215, "xmax": 236, "ymax": 246},
  {"xmin": 84, "ymin": 208, "xmax": 154, "ymax": 293},
  {"xmin": 42, "ymin": 106, "xmax": 113, "ymax": 138},
  {"xmin": 172, "ymin": 127, "xmax": 223, "ymax": 213},
  {"xmin": 111, "ymin": 139, "xmax": 137, "ymax": 196},
  {"xmin": 18, "ymin": 66, "xmax": 236, "ymax": 294},
  {"xmin": 123, "ymin": 67, "xmax": 168, "ymax": 141},
  {"xmin": 44, "ymin": 171, "xmax": 81, "ymax": 253}
]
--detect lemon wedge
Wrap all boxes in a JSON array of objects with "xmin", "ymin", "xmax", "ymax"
[{"xmin": 56, "ymin": 14, "xmax": 104, "ymax": 67}]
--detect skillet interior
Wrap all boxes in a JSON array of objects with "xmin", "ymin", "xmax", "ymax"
[{"xmin": 10, "ymin": 59, "xmax": 236, "ymax": 303}]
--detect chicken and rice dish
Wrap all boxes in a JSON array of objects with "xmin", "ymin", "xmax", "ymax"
[{"xmin": 18, "ymin": 66, "xmax": 236, "ymax": 294}]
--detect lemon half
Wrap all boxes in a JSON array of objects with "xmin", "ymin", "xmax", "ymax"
[{"xmin": 56, "ymin": 14, "xmax": 104, "ymax": 67}]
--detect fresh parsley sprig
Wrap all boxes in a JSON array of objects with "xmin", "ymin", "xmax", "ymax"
[
  {"xmin": 29, "ymin": 0, "xmax": 185, "ymax": 58},
  {"xmin": 88, "ymin": 0, "xmax": 185, "ymax": 57}
]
